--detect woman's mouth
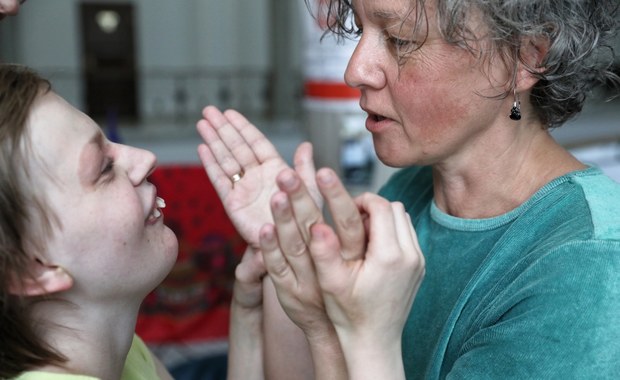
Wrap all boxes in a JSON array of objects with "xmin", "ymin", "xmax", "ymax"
[{"xmin": 371, "ymin": 113, "xmax": 387, "ymax": 122}]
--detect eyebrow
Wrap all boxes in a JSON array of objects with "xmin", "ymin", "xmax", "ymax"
[{"xmin": 373, "ymin": 10, "xmax": 404, "ymax": 21}]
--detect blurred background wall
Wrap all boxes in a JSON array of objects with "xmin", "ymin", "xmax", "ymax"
[{"xmin": 0, "ymin": 0, "xmax": 303, "ymax": 123}]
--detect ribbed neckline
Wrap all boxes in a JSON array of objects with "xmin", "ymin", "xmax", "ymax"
[{"xmin": 429, "ymin": 166, "xmax": 601, "ymax": 232}]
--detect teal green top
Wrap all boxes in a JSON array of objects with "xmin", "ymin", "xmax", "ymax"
[
  {"xmin": 379, "ymin": 166, "xmax": 620, "ymax": 379},
  {"xmin": 13, "ymin": 335, "xmax": 160, "ymax": 380}
]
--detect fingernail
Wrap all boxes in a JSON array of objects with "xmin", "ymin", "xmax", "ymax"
[
  {"xmin": 317, "ymin": 170, "xmax": 334, "ymax": 185},
  {"xmin": 281, "ymin": 171, "xmax": 297, "ymax": 189},
  {"xmin": 272, "ymin": 192, "xmax": 289, "ymax": 211},
  {"xmin": 260, "ymin": 225, "xmax": 275, "ymax": 242}
]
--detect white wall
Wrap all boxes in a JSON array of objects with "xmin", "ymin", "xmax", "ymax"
[{"xmin": 0, "ymin": 0, "xmax": 281, "ymax": 119}]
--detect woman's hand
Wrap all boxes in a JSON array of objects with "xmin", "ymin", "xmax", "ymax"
[
  {"xmin": 260, "ymin": 167, "xmax": 367, "ymax": 335},
  {"xmin": 262, "ymin": 167, "xmax": 425, "ymax": 380},
  {"xmin": 309, "ymin": 192, "xmax": 425, "ymax": 380},
  {"xmin": 197, "ymin": 106, "xmax": 321, "ymax": 248},
  {"xmin": 259, "ymin": 167, "xmax": 369, "ymax": 379}
]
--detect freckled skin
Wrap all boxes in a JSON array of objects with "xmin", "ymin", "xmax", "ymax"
[{"xmin": 347, "ymin": 0, "xmax": 509, "ymax": 169}]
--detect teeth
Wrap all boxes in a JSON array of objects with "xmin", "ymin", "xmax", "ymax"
[
  {"xmin": 152, "ymin": 208, "xmax": 161, "ymax": 218},
  {"xmin": 156, "ymin": 197, "xmax": 166, "ymax": 209}
]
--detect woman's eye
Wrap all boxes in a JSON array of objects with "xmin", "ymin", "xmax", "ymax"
[{"xmin": 388, "ymin": 35, "xmax": 415, "ymax": 48}]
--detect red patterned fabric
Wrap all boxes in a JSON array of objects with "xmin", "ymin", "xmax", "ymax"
[{"xmin": 136, "ymin": 165, "xmax": 245, "ymax": 343}]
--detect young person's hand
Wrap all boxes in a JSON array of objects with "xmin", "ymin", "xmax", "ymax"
[
  {"xmin": 197, "ymin": 106, "xmax": 321, "ymax": 249},
  {"xmin": 227, "ymin": 246, "xmax": 267, "ymax": 380}
]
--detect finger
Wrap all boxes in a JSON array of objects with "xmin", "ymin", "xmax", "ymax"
[
  {"xmin": 391, "ymin": 202, "xmax": 413, "ymax": 252},
  {"xmin": 276, "ymin": 168, "xmax": 323, "ymax": 245},
  {"xmin": 270, "ymin": 191, "xmax": 317, "ymax": 286},
  {"xmin": 389, "ymin": 202, "xmax": 424, "ymax": 265},
  {"xmin": 308, "ymin": 223, "xmax": 347, "ymax": 294},
  {"xmin": 316, "ymin": 168, "xmax": 366, "ymax": 261},
  {"xmin": 222, "ymin": 108, "xmax": 283, "ymax": 165},
  {"xmin": 197, "ymin": 142, "xmax": 236, "ymax": 199},
  {"xmin": 260, "ymin": 224, "xmax": 295, "ymax": 289},
  {"xmin": 200, "ymin": 106, "xmax": 260, "ymax": 170},
  {"xmin": 293, "ymin": 142, "xmax": 322, "ymax": 208},
  {"xmin": 196, "ymin": 118, "xmax": 244, "ymax": 179},
  {"xmin": 235, "ymin": 247, "xmax": 266, "ymax": 284},
  {"xmin": 392, "ymin": 204, "xmax": 426, "ymax": 299},
  {"xmin": 397, "ymin": 207, "xmax": 425, "ymax": 273},
  {"xmin": 356, "ymin": 193, "xmax": 400, "ymax": 264}
]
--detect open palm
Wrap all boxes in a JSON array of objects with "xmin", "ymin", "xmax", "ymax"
[{"xmin": 197, "ymin": 106, "xmax": 320, "ymax": 247}]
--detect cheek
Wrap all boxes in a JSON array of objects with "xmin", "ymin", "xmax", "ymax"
[
  {"xmin": 395, "ymin": 73, "xmax": 471, "ymax": 143},
  {"xmin": 57, "ymin": 204, "xmax": 142, "ymax": 259}
]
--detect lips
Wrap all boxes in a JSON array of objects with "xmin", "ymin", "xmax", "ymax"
[
  {"xmin": 361, "ymin": 103, "xmax": 390, "ymax": 122},
  {"xmin": 371, "ymin": 113, "xmax": 387, "ymax": 122}
]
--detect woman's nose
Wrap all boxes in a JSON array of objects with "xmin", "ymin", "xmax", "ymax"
[{"xmin": 344, "ymin": 36, "xmax": 386, "ymax": 90}]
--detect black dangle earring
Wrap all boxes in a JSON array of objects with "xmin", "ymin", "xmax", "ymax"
[{"xmin": 509, "ymin": 89, "xmax": 521, "ymax": 121}]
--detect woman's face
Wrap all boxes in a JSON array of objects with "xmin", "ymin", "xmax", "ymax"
[
  {"xmin": 346, "ymin": 0, "xmax": 511, "ymax": 167},
  {"xmin": 25, "ymin": 91, "xmax": 178, "ymax": 301}
]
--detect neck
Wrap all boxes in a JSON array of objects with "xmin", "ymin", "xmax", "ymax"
[
  {"xmin": 31, "ymin": 298, "xmax": 141, "ymax": 380},
  {"xmin": 432, "ymin": 121, "xmax": 584, "ymax": 219}
]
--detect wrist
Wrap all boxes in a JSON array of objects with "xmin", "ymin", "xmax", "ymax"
[
  {"xmin": 337, "ymin": 331, "xmax": 405, "ymax": 380},
  {"xmin": 305, "ymin": 324, "xmax": 348, "ymax": 380}
]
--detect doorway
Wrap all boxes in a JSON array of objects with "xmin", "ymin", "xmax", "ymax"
[{"xmin": 80, "ymin": 2, "xmax": 137, "ymax": 120}]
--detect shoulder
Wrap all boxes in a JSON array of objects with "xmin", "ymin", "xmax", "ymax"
[
  {"xmin": 512, "ymin": 168, "xmax": 620, "ymax": 244},
  {"xmin": 121, "ymin": 334, "xmax": 162, "ymax": 380},
  {"xmin": 568, "ymin": 168, "xmax": 620, "ymax": 239}
]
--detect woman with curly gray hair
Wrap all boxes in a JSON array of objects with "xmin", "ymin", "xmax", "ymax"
[{"xmin": 196, "ymin": 0, "xmax": 620, "ymax": 379}]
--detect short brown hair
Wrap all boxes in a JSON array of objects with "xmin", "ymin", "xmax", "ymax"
[{"xmin": 0, "ymin": 64, "xmax": 66, "ymax": 377}]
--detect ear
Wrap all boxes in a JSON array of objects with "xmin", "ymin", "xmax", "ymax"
[
  {"xmin": 9, "ymin": 259, "xmax": 74, "ymax": 297},
  {"xmin": 515, "ymin": 36, "xmax": 550, "ymax": 92}
]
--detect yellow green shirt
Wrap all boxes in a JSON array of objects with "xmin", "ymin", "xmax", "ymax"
[{"xmin": 13, "ymin": 335, "xmax": 160, "ymax": 380}]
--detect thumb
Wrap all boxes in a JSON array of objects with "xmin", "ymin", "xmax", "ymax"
[{"xmin": 309, "ymin": 223, "xmax": 347, "ymax": 294}]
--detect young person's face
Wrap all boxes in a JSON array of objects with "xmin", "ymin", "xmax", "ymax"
[
  {"xmin": 0, "ymin": 0, "xmax": 23, "ymax": 20},
  {"xmin": 25, "ymin": 91, "xmax": 178, "ymax": 301}
]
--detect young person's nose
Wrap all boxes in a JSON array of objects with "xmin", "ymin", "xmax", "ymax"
[{"xmin": 121, "ymin": 145, "xmax": 157, "ymax": 186}]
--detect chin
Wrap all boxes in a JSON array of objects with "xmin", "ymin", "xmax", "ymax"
[{"xmin": 151, "ymin": 227, "xmax": 179, "ymax": 286}]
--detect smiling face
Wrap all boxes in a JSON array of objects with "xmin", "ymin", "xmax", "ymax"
[
  {"xmin": 24, "ymin": 91, "xmax": 178, "ymax": 302},
  {"xmin": 345, "ymin": 0, "xmax": 513, "ymax": 168}
]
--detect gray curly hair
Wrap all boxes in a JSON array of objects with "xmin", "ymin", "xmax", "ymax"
[{"xmin": 312, "ymin": 0, "xmax": 619, "ymax": 129}]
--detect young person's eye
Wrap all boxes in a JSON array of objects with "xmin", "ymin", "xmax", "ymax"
[{"xmin": 102, "ymin": 159, "xmax": 114, "ymax": 175}]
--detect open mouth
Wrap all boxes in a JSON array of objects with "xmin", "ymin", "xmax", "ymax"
[
  {"xmin": 147, "ymin": 196, "xmax": 166, "ymax": 222},
  {"xmin": 371, "ymin": 113, "xmax": 388, "ymax": 122}
]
